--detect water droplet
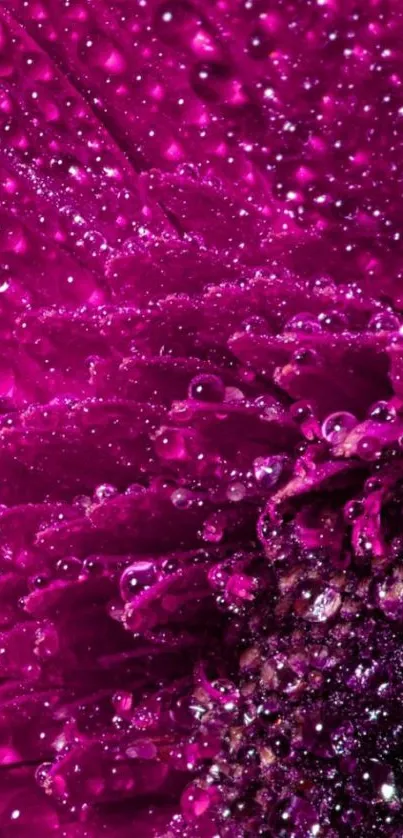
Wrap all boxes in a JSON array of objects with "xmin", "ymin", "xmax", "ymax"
[
  {"xmin": 284, "ymin": 313, "xmax": 323, "ymax": 334},
  {"xmin": 35, "ymin": 762, "xmax": 52, "ymax": 790},
  {"xmin": 94, "ymin": 483, "xmax": 117, "ymax": 502},
  {"xmin": 56, "ymin": 557, "xmax": 82, "ymax": 579},
  {"xmin": 112, "ymin": 691, "xmax": 132, "ymax": 714},
  {"xmin": 224, "ymin": 386, "xmax": 245, "ymax": 403},
  {"xmin": 181, "ymin": 783, "xmax": 216, "ymax": 822},
  {"xmin": 367, "ymin": 401, "xmax": 396, "ymax": 422},
  {"xmin": 368, "ymin": 312, "xmax": 400, "ymax": 332},
  {"xmin": 356, "ymin": 435, "xmax": 382, "ymax": 461},
  {"xmin": 257, "ymin": 697, "xmax": 281, "ymax": 727},
  {"xmin": 296, "ymin": 582, "xmax": 341, "ymax": 622},
  {"xmin": 226, "ymin": 482, "xmax": 246, "ymax": 502},
  {"xmin": 378, "ymin": 575, "xmax": 403, "ymax": 619},
  {"xmin": 78, "ymin": 34, "xmax": 126, "ymax": 74},
  {"xmin": 318, "ymin": 310, "xmax": 348, "ymax": 331},
  {"xmin": 191, "ymin": 60, "xmax": 232, "ymax": 103},
  {"xmin": 171, "ymin": 488, "xmax": 194, "ymax": 509},
  {"xmin": 154, "ymin": 1, "xmax": 200, "ymax": 46},
  {"xmin": 290, "ymin": 400, "xmax": 314, "ymax": 424},
  {"xmin": 202, "ymin": 512, "xmax": 226, "ymax": 543},
  {"xmin": 253, "ymin": 455, "xmax": 285, "ymax": 489},
  {"xmin": 188, "ymin": 374, "xmax": 225, "ymax": 402},
  {"xmin": 242, "ymin": 315, "xmax": 268, "ymax": 334},
  {"xmin": 344, "ymin": 499, "xmax": 364, "ymax": 522},
  {"xmin": 154, "ymin": 427, "xmax": 190, "ymax": 460},
  {"xmin": 120, "ymin": 561, "xmax": 157, "ymax": 601},
  {"xmin": 82, "ymin": 556, "xmax": 105, "ymax": 576},
  {"xmin": 247, "ymin": 27, "xmax": 271, "ymax": 60},
  {"xmin": 291, "ymin": 348, "xmax": 321, "ymax": 366},
  {"xmin": 322, "ymin": 411, "xmax": 357, "ymax": 444}
]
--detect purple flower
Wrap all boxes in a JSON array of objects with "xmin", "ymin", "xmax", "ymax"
[{"xmin": 0, "ymin": 0, "xmax": 403, "ymax": 835}]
